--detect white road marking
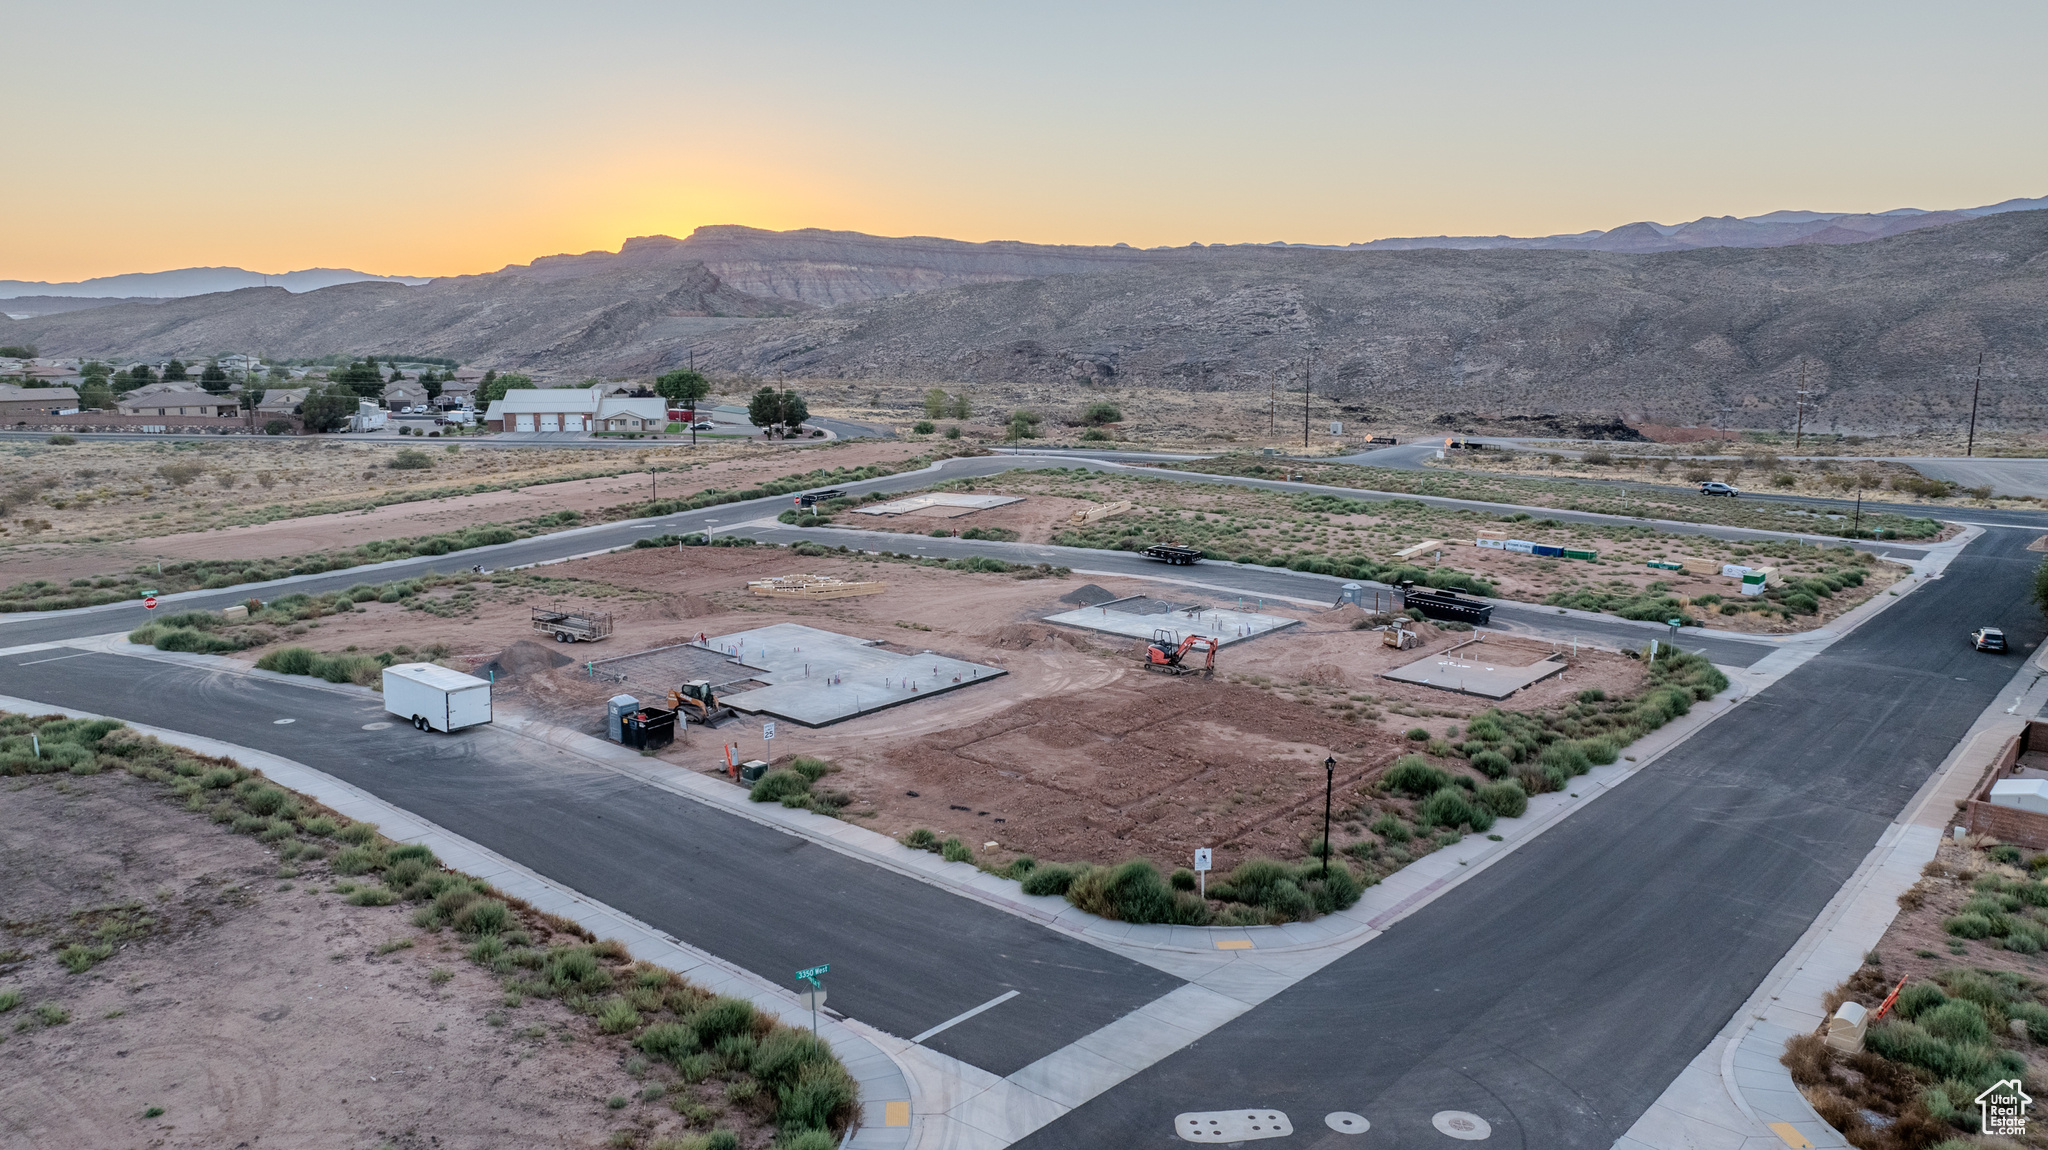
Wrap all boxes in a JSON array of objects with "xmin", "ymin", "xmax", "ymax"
[
  {"xmin": 361, "ymin": 722, "xmax": 393, "ymax": 730},
  {"xmin": 1175, "ymin": 1110, "xmax": 1293, "ymax": 1142},
  {"xmin": 16, "ymin": 652, "xmax": 90, "ymax": 666},
  {"xmin": 1432, "ymin": 1111, "xmax": 1492, "ymax": 1139},
  {"xmin": 273, "ymin": 718, "xmax": 295, "ymax": 725},
  {"xmin": 1325, "ymin": 1111, "xmax": 1369, "ymax": 1133},
  {"xmin": 910, "ymin": 989, "xmax": 1020, "ymax": 1043}
]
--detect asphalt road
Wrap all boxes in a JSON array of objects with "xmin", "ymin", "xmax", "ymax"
[
  {"xmin": 1010, "ymin": 524, "xmax": 2046, "ymax": 1148},
  {"xmin": 0, "ymin": 651, "xmax": 1178, "ymax": 1077},
  {"xmin": 0, "ymin": 449, "xmax": 1918, "ymax": 664},
  {"xmin": 746, "ymin": 521, "xmax": 1781, "ymax": 669}
]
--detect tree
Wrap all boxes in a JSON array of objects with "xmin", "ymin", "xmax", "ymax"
[
  {"xmin": 0, "ymin": 344, "xmax": 35, "ymax": 359},
  {"xmin": 655, "ymin": 368, "xmax": 712, "ymax": 410},
  {"xmin": 949, "ymin": 392, "xmax": 971, "ymax": 420},
  {"xmin": 2034, "ymin": 556, "xmax": 2048, "ymax": 617},
  {"xmin": 421, "ymin": 371, "xmax": 442, "ymax": 402},
  {"xmin": 479, "ymin": 372, "xmax": 534, "ymax": 403},
  {"xmin": 163, "ymin": 359, "xmax": 188, "ymax": 382},
  {"xmin": 116, "ymin": 365, "xmax": 155, "ymax": 393},
  {"xmin": 80, "ymin": 360, "xmax": 109, "ymax": 384},
  {"xmin": 747, "ymin": 386, "xmax": 809, "ymax": 434},
  {"xmin": 331, "ymin": 358, "xmax": 385, "ymax": 398},
  {"xmin": 1081, "ymin": 401, "xmax": 1122, "ymax": 425},
  {"xmin": 1006, "ymin": 409, "xmax": 1042, "ymax": 441},
  {"xmin": 78, "ymin": 381, "xmax": 113, "ymax": 411},
  {"xmin": 199, "ymin": 359, "xmax": 230, "ymax": 393},
  {"xmin": 923, "ymin": 388, "xmax": 949, "ymax": 420},
  {"xmin": 300, "ymin": 386, "xmax": 358, "ymax": 433},
  {"xmin": 748, "ymin": 386, "xmax": 783, "ymax": 430},
  {"xmin": 266, "ymin": 364, "xmax": 291, "ymax": 383}
]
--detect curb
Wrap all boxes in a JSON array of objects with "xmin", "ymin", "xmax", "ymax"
[{"xmin": 0, "ymin": 692, "xmax": 920, "ymax": 1150}]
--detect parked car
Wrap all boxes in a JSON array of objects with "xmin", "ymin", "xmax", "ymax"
[
  {"xmin": 1973, "ymin": 627, "xmax": 2008, "ymax": 653},
  {"xmin": 1699, "ymin": 482, "xmax": 1740, "ymax": 496},
  {"xmin": 691, "ymin": 420, "xmax": 716, "ymax": 430}
]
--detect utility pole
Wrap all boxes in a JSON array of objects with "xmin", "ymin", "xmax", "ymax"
[
  {"xmin": 1853, "ymin": 479, "xmax": 1863, "ymax": 536},
  {"xmin": 1270, "ymin": 370, "xmax": 1276, "ymax": 434},
  {"xmin": 1967, "ymin": 352, "xmax": 1984, "ymax": 457},
  {"xmin": 1793, "ymin": 361, "xmax": 1810, "ymax": 452},
  {"xmin": 1302, "ymin": 347, "xmax": 1317, "ymax": 450}
]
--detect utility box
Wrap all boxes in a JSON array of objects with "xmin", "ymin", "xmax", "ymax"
[
  {"xmin": 739, "ymin": 760, "xmax": 769, "ymax": 784},
  {"xmin": 383, "ymin": 663, "xmax": 493, "ymax": 733},
  {"xmin": 1825, "ymin": 1001, "xmax": 1868, "ymax": 1054},
  {"xmin": 221, "ymin": 604, "xmax": 249, "ymax": 621},
  {"xmin": 1991, "ymin": 779, "xmax": 2048, "ymax": 815},
  {"xmin": 607, "ymin": 695, "xmax": 639, "ymax": 743}
]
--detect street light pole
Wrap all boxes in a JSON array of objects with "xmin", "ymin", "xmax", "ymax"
[{"xmin": 1322, "ymin": 756, "xmax": 1335, "ymax": 879}]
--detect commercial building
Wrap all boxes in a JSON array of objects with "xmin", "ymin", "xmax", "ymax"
[{"xmin": 483, "ymin": 383, "xmax": 667, "ymax": 433}]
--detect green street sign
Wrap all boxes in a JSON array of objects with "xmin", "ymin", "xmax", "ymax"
[{"xmin": 795, "ymin": 964, "xmax": 830, "ymax": 981}]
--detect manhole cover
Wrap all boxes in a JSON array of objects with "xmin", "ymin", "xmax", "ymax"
[
  {"xmin": 1325, "ymin": 1111, "xmax": 1369, "ymax": 1134},
  {"xmin": 1432, "ymin": 1111, "xmax": 1491, "ymax": 1140}
]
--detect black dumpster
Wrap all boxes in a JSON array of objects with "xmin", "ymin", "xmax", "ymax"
[
  {"xmin": 622, "ymin": 706, "xmax": 678, "ymax": 751},
  {"xmin": 1398, "ymin": 583, "xmax": 1494, "ymax": 627}
]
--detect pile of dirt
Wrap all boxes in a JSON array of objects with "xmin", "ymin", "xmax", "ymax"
[
  {"xmin": 1323, "ymin": 604, "xmax": 1369, "ymax": 627},
  {"xmin": 655, "ymin": 593, "xmax": 719, "ymax": 619},
  {"xmin": 491, "ymin": 638, "xmax": 576, "ymax": 677},
  {"xmin": 984, "ymin": 624, "xmax": 1078, "ymax": 651},
  {"xmin": 1059, "ymin": 583, "xmax": 1120, "ymax": 607}
]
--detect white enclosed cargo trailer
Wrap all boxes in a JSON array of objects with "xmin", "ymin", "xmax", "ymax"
[{"xmin": 382, "ymin": 663, "xmax": 493, "ymax": 732}]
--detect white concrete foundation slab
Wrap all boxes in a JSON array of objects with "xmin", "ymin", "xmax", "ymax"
[
  {"xmin": 1042, "ymin": 602, "xmax": 1299, "ymax": 646},
  {"xmin": 851, "ymin": 493, "xmax": 1022, "ymax": 516},
  {"xmin": 704, "ymin": 622, "xmax": 1005, "ymax": 727},
  {"xmin": 1380, "ymin": 648, "xmax": 1567, "ymax": 699}
]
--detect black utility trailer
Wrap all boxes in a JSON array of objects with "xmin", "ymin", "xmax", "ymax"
[
  {"xmin": 1141, "ymin": 544, "xmax": 1205, "ymax": 566},
  {"xmin": 1398, "ymin": 583, "xmax": 1494, "ymax": 626}
]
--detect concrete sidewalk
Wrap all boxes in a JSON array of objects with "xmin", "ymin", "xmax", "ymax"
[
  {"xmin": 0, "ymin": 691, "xmax": 919, "ymax": 1149},
  {"xmin": 1616, "ymin": 632, "xmax": 2048, "ymax": 1150}
]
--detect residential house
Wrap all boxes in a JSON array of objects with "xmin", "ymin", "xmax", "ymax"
[
  {"xmin": 254, "ymin": 387, "xmax": 311, "ymax": 416},
  {"xmin": 114, "ymin": 382, "xmax": 239, "ymax": 418},
  {"xmin": 383, "ymin": 380, "xmax": 428, "ymax": 411},
  {"xmin": 483, "ymin": 384, "xmax": 667, "ymax": 433},
  {"xmin": 435, "ymin": 378, "xmax": 479, "ymax": 409},
  {"xmin": 0, "ymin": 385, "xmax": 83, "ymax": 420}
]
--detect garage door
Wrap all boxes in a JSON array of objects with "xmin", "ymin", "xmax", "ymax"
[
  {"xmin": 514, "ymin": 414, "xmax": 535, "ymax": 431},
  {"xmin": 539, "ymin": 413, "xmax": 560, "ymax": 432},
  {"xmin": 569, "ymin": 416, "xmax": 588, "ymax": 431}
]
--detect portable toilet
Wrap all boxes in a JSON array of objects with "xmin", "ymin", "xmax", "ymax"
[
  {"xmin": 1336, "ymin": 583, "xmax": 1364, "ymax": 608},
  {"xmin": 606, "ymin": 694, "xmax": 639, "ymax": 743}
]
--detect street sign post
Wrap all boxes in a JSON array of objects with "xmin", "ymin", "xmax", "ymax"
[
  {"xmin": 795, "ymin": 964, "xmax": 829, "ymax": 1034},
  {"xmin": 143, "ymin": 596, "xmax": 158, "ymax": 611},
  {"xmin": 1194, "ymin": 848, "xmax": 1212, "ymax": 898},
  {"xmin": 763, "ymin": 721, "xmax": 776, "ymax": 743}
]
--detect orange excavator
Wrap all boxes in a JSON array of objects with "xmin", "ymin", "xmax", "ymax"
[{"xmin": 1145, "ymin": 629, "xmax": 1218, "ymax": 677}]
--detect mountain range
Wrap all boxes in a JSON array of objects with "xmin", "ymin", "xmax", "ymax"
[
  {"xmin": 0, "ymin": 266, "xmax": 430, "ymax": 312},
  {"xmin": 4, "ymin": 204, "xmax": 2044, "ymax": 432}
]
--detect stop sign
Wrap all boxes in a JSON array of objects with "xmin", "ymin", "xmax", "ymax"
[{"xmin": 143, "ymin": 596, "xmax": 158, "ymax": 610}]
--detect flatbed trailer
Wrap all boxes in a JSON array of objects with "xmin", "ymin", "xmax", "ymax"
[
  {"xmin": 533, "ymin": 608, "xmax": 614, "ymax": 643},
  {"xmin": 1141, "ymin": 544, "xmax": 1205, "ymax": 565}
]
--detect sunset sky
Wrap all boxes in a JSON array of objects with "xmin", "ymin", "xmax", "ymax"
[{"xmin": 8, "ymin": 1, "xmax": 2045, "ymax": 282}]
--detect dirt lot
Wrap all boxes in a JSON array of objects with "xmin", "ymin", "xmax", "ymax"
[
  {"xmin": 222, "ymin": 543, "xmax": 1647, "ymax": 876},
  {"xmin": 1436, "ymin": 446, "xmax": 2033, "ymax": 509},
  {"xmin": 0, "ymin": 437, "xmax": 934, "ymax": 587},
  {"xmin": 0, "ymin": 769, "xmax": 657, "ymax": 1149},
  {"xmin": 843, "ymin": 470, "xmax": 1907, "ymax": 634}
]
